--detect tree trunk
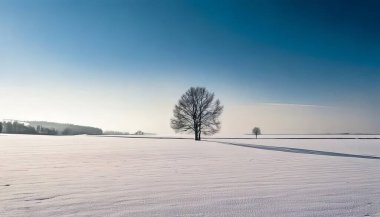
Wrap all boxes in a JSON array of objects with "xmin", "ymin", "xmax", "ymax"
[
  {"xmin": 197, "ymin": 123, "xmax": 202, "ymax": 141},
  {"xmin": 194, "ymin": 123, "xmax": 199, "ymax": 140}
]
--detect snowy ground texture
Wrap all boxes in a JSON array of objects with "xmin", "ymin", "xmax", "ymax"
[{"xmin": 1, "ymin": 134, "xmax": 380, "ymax": 217}]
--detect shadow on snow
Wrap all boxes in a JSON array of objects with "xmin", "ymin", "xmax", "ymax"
[
  {"xmin": 207, "ymin": 140, "xmax": 380, "ymax": 160},
  {"xmin": 96, "ymin": 135, "xmax": 380, "ymax": 160}
]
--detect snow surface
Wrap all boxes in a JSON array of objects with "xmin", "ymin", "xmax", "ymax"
[{"xmin": 1, "ymin": 134, "xmax": 379, "ymax": 217}]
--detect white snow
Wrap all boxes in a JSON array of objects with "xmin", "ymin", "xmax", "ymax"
[{"xmin": 1, "ymin": 134, "xmax": 379, "ymax": 217}]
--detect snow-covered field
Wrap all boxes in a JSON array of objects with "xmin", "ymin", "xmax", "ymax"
[{"xmin": 1, "ymin": 134, "xmax": 380, "ymax": 217}]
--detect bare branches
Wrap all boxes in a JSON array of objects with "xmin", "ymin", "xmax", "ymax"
[{"xmin": 170, "ymin": 87, "xmax": 223, "ymax": 140}]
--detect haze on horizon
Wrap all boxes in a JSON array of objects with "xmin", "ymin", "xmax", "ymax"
[{"xmin": 1, "ymin": 0, "xmax": 379, "ymax": 135}]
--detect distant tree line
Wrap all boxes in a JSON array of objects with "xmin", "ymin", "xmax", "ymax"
[
  {"xmin": 36, "ymin": 125, "xmax": 58, "ymax": 135},
  {"xmin": 103, "ymin": 131, "xmax": 130, "ymax": 135},
  {"xmin": 103, "ymin": 130, "xmax": 149, "ymax": 136},
  {"xmin": 0, "ymin": 121, "xmax": 103, "ymax": 135},
  {"xmin": 28, "ymin": 121, "xmax": 102, "ymax": 135},
  {"xmin": 1, "ymin": 121, "xmax": 40, "ymax": 134},
  {"xmin": 61, "ymin": 126, "xmax": 102, "ymax": 135}
]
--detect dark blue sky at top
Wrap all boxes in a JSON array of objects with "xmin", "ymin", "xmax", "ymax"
[{"xmin": 1, "ymin": 0, "xmax": 379, "ymax": 108}]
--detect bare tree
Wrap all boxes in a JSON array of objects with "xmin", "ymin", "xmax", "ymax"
[
  {"xmin": 171, "ymin": 87, "xmax": 223, "ymax": 141},
  {"xmin": 252, "ymin": 127, "xmax": 261, "ymax": 139}
]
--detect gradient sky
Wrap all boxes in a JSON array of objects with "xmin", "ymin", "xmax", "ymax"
[{"xmin": 1, "ymin": 0, "xmax": 379, "ymax": 134}]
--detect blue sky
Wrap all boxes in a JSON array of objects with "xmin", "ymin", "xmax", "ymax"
[{"xmin": 1, "ymin": 0, "xmax": 379, "ymax": 134}]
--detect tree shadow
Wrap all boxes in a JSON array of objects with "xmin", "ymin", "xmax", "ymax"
[{"xmin": 208, "ymin": 141, "xmax": 380, "ymax": 160}]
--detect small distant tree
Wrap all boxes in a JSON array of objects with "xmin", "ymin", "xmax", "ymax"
[
  {"xmin": 0, "ymin": 122, "xmax": 2, "ymax": 133},
  {"xmin": 171, "ymin": 87, "xmax": 223, "ymax": 141},
  {"xmin": 135, "ymin": 130, "xmax": 144, "ymax": 135},
  {"xmin": 252, "ymin": 127, "xmax": 261, "ymax": 139}
]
